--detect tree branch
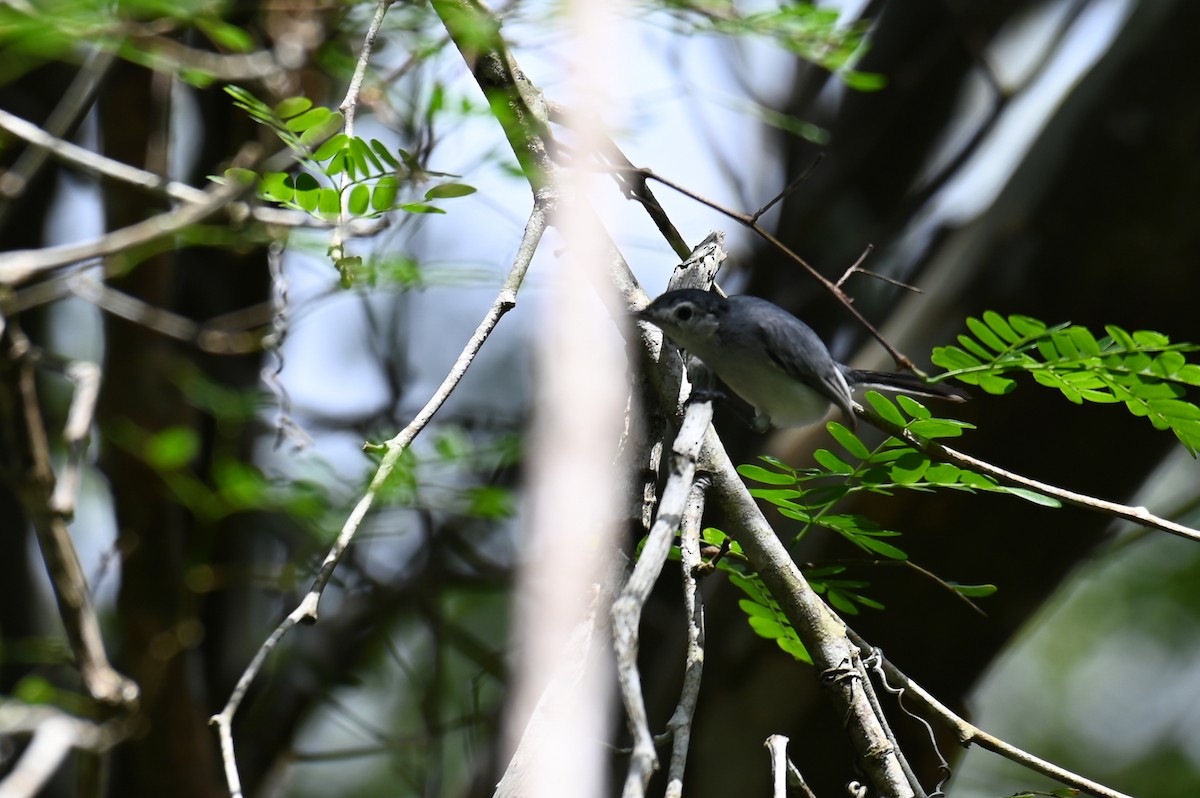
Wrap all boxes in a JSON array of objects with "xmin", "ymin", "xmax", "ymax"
[
  {"xmin": 0, "ymin": 326, "xmax": 138, "ymax": 709},
  {"xmin": 613, "ymin": 393, "xmax": 713, "ymax": 797},
  {"xmin": 856, "ymin": 637, "xmax": 1135, "ymax": 798},
  {"xmin": 209, "ymin": 198, "xmax": 548, "ymax": 798},
  {"xmin": 860, "ymin": 405, "xmax": 1200, "ymax": 543}
]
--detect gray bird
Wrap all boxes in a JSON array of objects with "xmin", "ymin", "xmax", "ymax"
[{"xmin": 636, "ymin": 289, "xmax": 967, "ymax": 430}]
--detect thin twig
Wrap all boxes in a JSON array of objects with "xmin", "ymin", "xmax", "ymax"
[
  {"xmin": 208, "ymin": 199, "xmax": 548, "ymax": 798},
  {"xmin": 548, "ymin": 101, "xmax": 691, "ymax": 260},
  {"xmin": 851, "ymin": 634, "xmax": 1135, "ymax": 798},
  {"xmin": 0, "ymin": 45, "xmax": 115, "ymax": 226},
  {"xmin": 330, "ymin": 0, "xmax": 394, "ymax": 263},
  {"xmin": 860, "ymin": 405, "xmax": 1200, "ymax": 543},
  {"xmin": 663, "ymin": 478, "xmax": 708, "ymax": 798},
  {"xmin": 750, "ymin": 155, "xmax": 823, "ymax": 223},
  {"xmin": 613, "ymin": 392, "xmax": 714, "ymax": 798},
  {"xmin": 0, "ymin": 143, "xmax": 261, "ymax": 285},
  {"xmin": 617, "ymin": 163, "xmax": 918, "ymax": 371}
]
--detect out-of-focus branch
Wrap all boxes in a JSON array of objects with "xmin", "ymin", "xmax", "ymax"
[
  {"xmin": 0, "ymin": 326, "xmax": 138, "ymax": 709},
  {"xmin": 0, "ymin": 143, "xmax": 261, "ymax": 285},
  {"xmin": 0, "ymin": 46, "xmax": 115, "ymax": 228},
  {"xmin": 210, "ymin": 198, "xmax": 549, "ymax": 798},
  {"xmin": 0, "ymin": 700, "xmax": 133, "ymax": 798},
  {"xmin": 431, "ymin": 0, "xmax": 555, "ymax": 193}
]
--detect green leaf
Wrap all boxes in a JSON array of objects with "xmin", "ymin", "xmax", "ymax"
[
  {"xmin": 317, "ymin": 187, "xmax": 341, "ymax": 216},
  {"xmin": 325, "ymin": 150, "xmax": 348, "ymax": 178},
  {"xmin": 888, "ymin": 451, "xmax": 929, "ymax": 484},
  {"xmin": 259, "ymin": 171, "xmax": 293, "ymax": 203},
  {"xmin": 956, "ymin": 333, "xmax": 995, "ymax": 362},
  {"xmin": 274, "ymin": 96, "xmax": 313, "ymax": 119},
  {"xmin": 828, "ymin": 422, "xmax": 870, "ymax": 459},
  {"xmin": 738, "ymin": 463, "xmax": 796, "ymax": 485},
  {"xmin": 813, "ymin": 448, "xmax": 853, "ymax": 474},
  {"xmin": 839, "ymin": 70, "xmax": 886, "ymax": 91},
  {"xmin": 144, "ymin": 427, "xmax": 200, "ymax": 470},
  {"xmin": 371, "ymin": 139, "xmax": 402, "ymax": 169},
  {"xmin": 348, "ymin": 184, "xmax": 370, "ymax": 215},
  {"xmin": 949, "ymin": 583, "xmax": 998, "ymax": 598},
  {"xmin": 284, "ymin": 106, "xmax": 332, "ymax": 132},
  {"xmin": 930, "ymin": 345, "xmax": 982, "ymax": 371},
  {"xmin": 895, "ymin": 394, "xmax": 930, "ymax": 419},
  {"xmin": 907, "ymin": 418, "xmax": 970, "ymax": 438},
  {"xmin": 223, "ymin": 167, "xmax": 257, "ymax": 186},
  {"xmin": 924, "ymin": 463, "xmax": 963, "ymax": 484},
  {"xmin": 864, "ymin": 391, "xmax": 905, "ymax": 426},
  {"xmin": 1009, "ymin": 314, "xmax": 1046, "ymax": 337},
  {"xmin": 372, "ymin": 175, "xmax": 399, "ymax": 211},
  {"xmin": 313, "ymin": 132, "xmax": 349, "ymax": 162},
  {"xmin": 996, "ymin": 487, "xmax": 1061, "ymax": 507},
  {"xmin": 425, "ymin": 182, "xmax": 478, "ymax": 199},
  {"xmin": 749, "ymin": 488, "xmax": 805, "ymax": 506},
  {"xmin": 826, "ymin": 589, "xmax": 860, "ymax": 614},
  {"xmin": 299, "ymin": 111, "xmax": 345, "ymax": 147},
  {"xmin": 854, "ymin": 535, "xmax": 908, "ymax": 560},
  {"xmin": 1133, "ymin": 330, "xmax": 1170, "ymax": 348},
  {"xmin": 397, "ymin": 202, "xmax": 447, "ymax": 214},
  {"xmin": 293, "ymin": 172, "xmax": 320, "ymax": 211},
  {"xmin": 967, "ymin": 315, "xmax": 1007, "ymax": 353},
  {"xmin": 1105, "ymin": 324, "xmax": 1137, "ymax": 350},
  {"xmin": 350, "ymin": 136, "xmax": 384, "ymax": 175},
  {"xmin": 1068, "ymin": 326, "xmax": 1101, "ymax": 356},
  {"xmin": 978, "ymin": 373, "xmax": 1018, "ymax": 394},
  {"xmin": 982, "ymin": 310, "xmax": 1020, "ymax": 344}
]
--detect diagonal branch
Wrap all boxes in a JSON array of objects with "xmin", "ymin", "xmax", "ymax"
[
  {"xmin": 860, "ymin": 406, "xmax": 1200, "ymax": 543},
  {"xmin": 209, "ymin": 198, "xmax": 549, "ymax": 798},
  {"xmin": 854, "ymin": 635, "xmax": 1135, "ymax": 798}
]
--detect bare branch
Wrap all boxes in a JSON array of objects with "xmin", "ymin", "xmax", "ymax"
[
  {"xmin": 860, "ymin": 405, "xmax": 1200, "ymax": 543},
  {"xmin": 764, "ymin": 735, "xmax": 818, "ymax": 798},
  {"xmin": 0, "ymin": 700, "xmax": 132, "ymax": 798},
  {"xmin": 663, "ymin": 478, "xmax": 708, "ymax": 798},
  {"xmin": 0, "ymin": 327, "xmax": 138, "ymax": 709},
  {"xmin": 858, "ymin": 639, "xmax": 1135, "ymax": 798},
  {"xmin": 0, "ymin": 143, "xmax": 261, "ymax": 285},
  {"xmin": 704, "ymin": 440, "xmax": 915, "ymax": 797},
  {"xmin": 210, "ymin": 199, "xmax": 548, "ymax": 798},
  {"xmin": 616, "ymin": 164, "xmax": 919, "ymax": 371},
  {"xmin": 613, "ymin": 391, "xmax": 713, "ymax": 797}
]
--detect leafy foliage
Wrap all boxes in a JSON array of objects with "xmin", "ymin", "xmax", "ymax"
[
  {"xmin": 660, "ymin": 2, "xmax": 885, "ymax": 91},
  {"xmin": 221, "ymin": 86, "xmax": 477, "ymax": 238},
  {"xmin": 740, "ymin": 393, "xmax": 1058, "ymax": 559},
  {"xmin": 699, "ymin": 527, "xmax": 810, "ymax": 663},
  {"xmin": 932, "ymin": 312, "xmax": 1200, "ymax": 455},
  {"xmin": 0, "ymin": 0, "xmax": 257, "ymax": 85},
  {"xmin": 713, "ymin": 393, "xmax": 1054, "ymax": 655}
]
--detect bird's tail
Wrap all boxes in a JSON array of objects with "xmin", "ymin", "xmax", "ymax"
[{"xmin": 844, "ymin": 369, "xmax": 971, "ymax": 402}]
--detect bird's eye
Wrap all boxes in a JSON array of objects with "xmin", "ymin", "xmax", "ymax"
[{"xmin": 673, "ymin": 305, "xmax": 694, "ymax": 322}]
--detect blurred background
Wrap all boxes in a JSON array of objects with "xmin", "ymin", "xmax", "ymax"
[{"xmin": 2, "ymin": 0, "xmax": 1199, "ymax": 796}]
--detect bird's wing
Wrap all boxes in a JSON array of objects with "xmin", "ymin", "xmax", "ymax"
[{"xmin": 740, "ymin": 299, "xmax": 856, "ymax": 419}]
